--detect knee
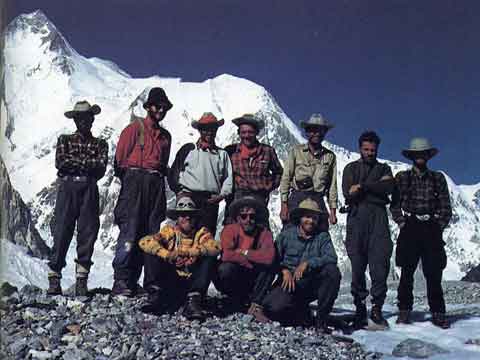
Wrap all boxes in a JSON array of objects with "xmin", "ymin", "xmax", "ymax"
[
  {"xmin": 217, "ymin": 262, "xmax": 238, "ymax": 280},
  {"xmin": 321, "ymin": 264, "xmax": 342, "ymax": 284}
]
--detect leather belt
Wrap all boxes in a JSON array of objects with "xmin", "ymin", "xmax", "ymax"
[
  {"xmin": 128, "ymin": 167, "xmax": 163, "ymax": 176},
  {"xmin": 60, "ymin": 175, "xmax": 92, "ymax": 182}
]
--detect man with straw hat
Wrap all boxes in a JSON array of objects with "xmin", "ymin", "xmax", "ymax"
[
  {"xmin": 279, "ymin": 113, "xmax": 338, "ymax": 230},
  {"xmin": 215, "ymin": 196, "xmax": 275, "ymax": 323},
  {"xmin": 223, "ymin": 114, "xmax": 283, "ymax": 224},
  {"xmin": 48, "ymin": 101, "xmax": 108, "ymax": 297},
  {"xmin": 139, "ymin": 196, "xmax": 220, "ymax": 320},
  {"xmin": 342, "ymin": 131, "xmax": 395, "ymax": 331},
  {"xmin": 168, "ymin": 112, "xmax": 233, "ymax": 234},
  {"xmin": 263, "ymin": 198, "xmax": 341, "ymax": 333},
  {"xmin": 391, "ymin": 137, "xmax": 452, "ymax": 329},
  {"xmin": 112, "ymin": 87, "xmax": 173, "ymax": 296}
]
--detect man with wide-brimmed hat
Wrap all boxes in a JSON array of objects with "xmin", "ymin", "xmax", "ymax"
[
  {"xmin": 139, "ymin": 196, "xmax": 220, "ymax": 320},
  {"xmin": 214, "ymin": 196, "xmax": 276, "ymax": 323},
  {"xmin": 48, "ymin": 101, "xmax": 108, "ymax": 297},
  {"xmin": 341, "ymin": 130, "xmax": 395, "ymax": 331},
  {"xmin": 391, "ymin": 137, "xmax": 452, "ymax": 329},
  {"xmin": 168, "ymin": 112, "xmax": 233, "ymax": 234},
  {"xmin": 223, "ymin": 114, "xmax": 283, "ymax": 224},
  {"xmin": 262, "ymin": 199, "xmax": 341, "ymax": 333},
  {"xmin": 112, "ymin": 87, "xmax": 173, "ymax": 296},
  {"xmin": 279, "ymin": 113, "xmax": 338, "ymax": 230}
]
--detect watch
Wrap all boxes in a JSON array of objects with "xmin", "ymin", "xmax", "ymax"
[{"xmin": 242, "ymin": 249, "xmax": 249, "ymax": 257}]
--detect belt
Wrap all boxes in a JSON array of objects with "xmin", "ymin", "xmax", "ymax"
[
  {"xmin": 60, "ymin": 175, "xmax": 93, "ymax": 182},
  {"xmin": 128, "ymin": 167, "xmax": 163, "ymax": 176},
  {"xmin": 404, "ymin": 212, "xmax": 433, "ymax": 222}
]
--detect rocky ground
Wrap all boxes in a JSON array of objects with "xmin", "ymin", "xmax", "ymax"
[{"xmin": 1, "ymin": 280, "xmax": 479, "ymax": 360}]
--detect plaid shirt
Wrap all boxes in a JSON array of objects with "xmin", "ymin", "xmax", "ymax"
[
  {"xmin": 225, "ymin": 143, "xmax": 283, "ymax": 193},
  {"xmin": 55, "ymin": 131, "xmax": 108, "ymax": 180},
  {"xmin": 390, "ymin": 169, "xmax": 452, "ymax": 229}
]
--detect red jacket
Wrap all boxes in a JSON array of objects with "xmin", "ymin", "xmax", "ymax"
[
  {"xmin": 220, "ymin": 223, "xmax": 275, "ymax": 268},
  {"xmin": 115, "ymin": 116, "xmax": 171, "ymax": 173}
]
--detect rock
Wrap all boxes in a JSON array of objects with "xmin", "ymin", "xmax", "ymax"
[
  {"xmin": 462, "ymin": 264, "xmax": 480, "ymax": 282},
  {"xmin": 465, "ymin": 338, "xmax": 480, "ymax": 345},
  {"xmin": 28, "ymin": 350, "xmax": 55, "ymax": 359},
  {"xmin": 392, "ymin": 338, "xmax": 449, "ymax": 358},
  {"xmin": 0, "ymin": 282, "xmax": 18, "ymax": 297},
  {"xmin": 65, "ymin": 323, "xmax": 81, "ymax": 335}
]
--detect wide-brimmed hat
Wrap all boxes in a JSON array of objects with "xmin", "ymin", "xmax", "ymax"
[
  {"xmin": 191, "ymin": 112, "xmax": 225, "ymax": 129},
  {"xmin": 64, "ymin": 101, "xmax": 101, "ymax": 119},
  {"xmin": 166, "ymin": 196, "xmax": 201, "ymax": 220},
  {"xmin": 231, "ymin": 114, "xmax": 265, "ymax": 131},
  {"xmin": 300, "ymin": 113, "xmax": 334, "ymax": 130},
  {"xmin": 228, "ymin": 196, "xmax": 268, "ymax": 223},
  {"xmin": 143, "ymin": 87, "xmax": 173, "ymax": 111},
  {"xmin": 290, "ymin": 198, "xmax": 322, "ymax": 224},
  {"xmin": 401, "ymin": 137, "xmax": 439, "ymax": 160}
]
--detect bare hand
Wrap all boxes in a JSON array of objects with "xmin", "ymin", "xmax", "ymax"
[
  {"xmin": 349, "ymin": 184, "xmax": 361, "ymax": 195},
  {"xmin": 293, "ymin": 262, "xmax": 308, "ymax": 281},
  {"xmin": 280, "ymin": 203, "xmax": 289, "ymax": 222},
  {"xmin": 281, "ymin": 269, "xmax": 295, "ymax": 293},
  {"xmin": 207, "ymin": 194, "xmax": 224, "ymax": 204},
  {"xmin": 166, "ymin": 250, "xmax": 178, "ymax": 263}
]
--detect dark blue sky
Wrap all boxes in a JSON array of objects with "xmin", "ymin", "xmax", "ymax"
[{"xmin": 6, "ymin": 0, "xmax": 480, "ymax": 184}]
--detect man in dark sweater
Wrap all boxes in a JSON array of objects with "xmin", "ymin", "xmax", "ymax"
[
  {"xmin": 390, "ymin": 138, "xmax": 452, "ymax": 329},
  {"xmin": 342, "ymin": 131, "xmax": 394, "ymax": 330},
  {"xmin": 215, "ymin": 196, "xmax": 275, "ymax": 323},
  {"xmin": 262, "ymin": 199, "xmax": 341, "ymax": 333},
  {"xmin": 48, "ymin": 101, "xmax": 108, "ymax": 296}
]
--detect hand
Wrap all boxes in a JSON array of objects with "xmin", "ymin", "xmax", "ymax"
[
  {"xmin": 281, "ymin": 269, "xmax": 295, "ymax": 293},
  {"xmin": 293, "ymin": 261, "xmax": 308, "ymax": 281},
  {"xmin": 280, "ymin": 203, "xmax": 289, "ymax": 222},
  {"xmin": 380, "ymin": 175, "xmax": 393, "ymax": 181},
  {"xmin": 166, "ymin": 250, "xmax": 178, "ymax": 263},
  {"xmin": 329, "ymin": 212, "xmax": 337, "ymax": 225},
  {"xmin": 207, "ymin": 194, "xmax": 224, "ymax": 204},
  {"xmin": 187, "ymin": 247, "xmax": 201, "ymax": 257},
  {"xmin": 349, "ymin": 184, "xmax": 361, "ymax": 195}
]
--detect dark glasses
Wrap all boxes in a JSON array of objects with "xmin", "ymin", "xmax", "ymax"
[{"xmin": 239, "ymin": 213, "xmax": 256, "ymax": 220}]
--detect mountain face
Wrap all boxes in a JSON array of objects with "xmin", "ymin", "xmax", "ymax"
[{"xmin": 1, "ymin": 10, "xmax": 479, "ymax": 283}]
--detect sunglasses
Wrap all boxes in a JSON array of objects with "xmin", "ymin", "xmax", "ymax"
[{"xmin": 239, "ymin": 213, "xmax": 257, "ymax": 220}]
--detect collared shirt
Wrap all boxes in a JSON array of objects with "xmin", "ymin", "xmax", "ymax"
[
  {"xmin": 220, "ymin": 223, "xmax": 275, "ymax": 269},
  {"xmin": 139, "ymin": 224, "xmax": 220, "ymax": 277},
  {"xmin": 275, "ymin": 226, "xmax": 338, "ymax": 273},
  {"xmin": 225, "ymin": 142, "xmax": 283, "ymax": 193},
  {"xmin": 115, "ymin": 116, "xmax": 171, "ymax": 173},
  {"xmin": 55, "ymin": 131, "xmax": 108, "ymax": 180},
  {"xmin": 279, "ymin": 143, "xmax": 338, "ymax": 208},
  {"xmin": 178, "ymin": 144, "xmax": 233, "ymax": 197},
  {"xmin": 390, "ymin": 168, "xmax": 452, "ymax": 229}
]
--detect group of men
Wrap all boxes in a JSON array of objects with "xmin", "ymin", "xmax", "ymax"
[{"xmin": 47, "ymin": 87, "xmax": 452, "ymax": 332}]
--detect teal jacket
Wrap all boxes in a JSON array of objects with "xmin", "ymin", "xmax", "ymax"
[{"xmin": 275, "ymin": 226, "xmax": 338, "ymax": 273}]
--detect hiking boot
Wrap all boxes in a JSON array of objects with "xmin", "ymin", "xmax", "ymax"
[
  {"xmin": 396, "ymin": 310, "xmax": 411, "ymax": 325},
  {"xmin": 353, "ymin": 303, "xmax": 368, "ymax": 330},
  {"xmin": 315, "ymin": 316, "xmax": 332, "ymax": 334},
  {"xmin": 47, "ymin": 275, "xmax": 62, "ymax": 296},
  {"xmin": 183, "ymin": 293, "xmax": 205, "ymax": 321},
  {"xmin": 247, "ymin": 303, "xmax": 271, "ymax": 323},
  {"xmin": 75, "ymin": 277, "xmax": 89, "ymax": 297},
  {"xmin": 111, "ymin": 279, "xmax": 133, "ymax": 297},
  {"xmin": 369, "ymin": 305, "xmax": 389, "ymax": 330},
  {"xmin": 431, "ymin": 312, "xmax": 450, "ymax": 329}
]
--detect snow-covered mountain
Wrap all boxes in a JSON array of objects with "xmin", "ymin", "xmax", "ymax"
[{"xmin": 1, "ymin": 10, "xmax": 479, "ymax": 287}]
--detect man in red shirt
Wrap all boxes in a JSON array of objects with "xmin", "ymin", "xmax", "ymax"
[
  {"xmin": 214, "ymin": 196, "xmax": 275, "ymax": 323},
  {"xmin": 112, "ymin": 87, "xmax": 172, "ymax": 296}
]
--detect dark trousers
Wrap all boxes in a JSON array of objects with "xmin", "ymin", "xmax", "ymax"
[
  {"xmin": 262, "ymin": 264, "xmax": 341, "ymax": 324},
  {"xmin": 112, "ymin": 169, "xmax": 166, "ymax": 284},
  {"xmin": 143, "ymin": 253, "xmax": 217, "ymax": 298},
  {"xmin": 345, "ymin": 203, "xmax": 392, "ymax": 307},
  {"xmin": 396, "ymin": 217, "xmax": 447, "ymax": 313},
  {"xmin": 224, "ymin": 190, "xmax": 270, "ymax": 225},
  {"xmin": 178, "ymin": 191, "xmax": 219, "ymax": 235},
  {"xmin": 49, "ymin": 179, "xmax": 100, "ymax": 273},
  {"xmin": 214, "ymin": 262, "xmax": 275, "ymax": 304},
  {"xmin": 285, "ymin": 190, "xmax": 329, "ymax": 231}
]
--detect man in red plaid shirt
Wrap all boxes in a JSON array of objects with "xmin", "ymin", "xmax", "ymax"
[{"xmin": 224, "ymin": 114, "xmax": 283, "ymax": 224}]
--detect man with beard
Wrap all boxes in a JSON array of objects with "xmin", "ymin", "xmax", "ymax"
[
  {"xmin": 262, "ymin": 199, "xmax": 341, "ymax": 333},
  {"xmin": 112, "ymin": 87, "xmax": 172, "ymax": 296},
  {"xmin": 223, "ymin": 114, "xmax": 283, "ymax": 224},
  {"xmin": 139, "ymin": 196, "xmax": 220, "ymax": 320},
  {"xmin": 342, "ymin": 131, "xmax": 395, "ymax": 330},
  {"xmin": 391, "ymin": 138, "xmax": 452, "ymax": 329},
  {"xmin": 48, "ymin": 101, "xmax": 108, "ymax": 296},
  {"xmin": 214, "ymin": 196, "xmax": 275, "ymax": 323},
  {"xmin": 279, "ymin": 114, "xmax": 338, "ymax": 231},
  {"xmin": 168, "ymin": 112, "xmax": 233, "ymax": 235}
]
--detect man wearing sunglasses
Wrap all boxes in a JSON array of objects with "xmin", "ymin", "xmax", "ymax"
[
  {"xmin": 279, "ymin": 114, "xmax": 338, "ymax": 231},
  {"xmin": 112, "ymin": 87, "xmax": 173, "ymax": 297},
  {"xmin": 168, "ymin": 112, "xmax": 233, "ymax": 235},
  {"xmin": 215, "ymin": 196, "xmax": 275, "ymax": 323}
]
